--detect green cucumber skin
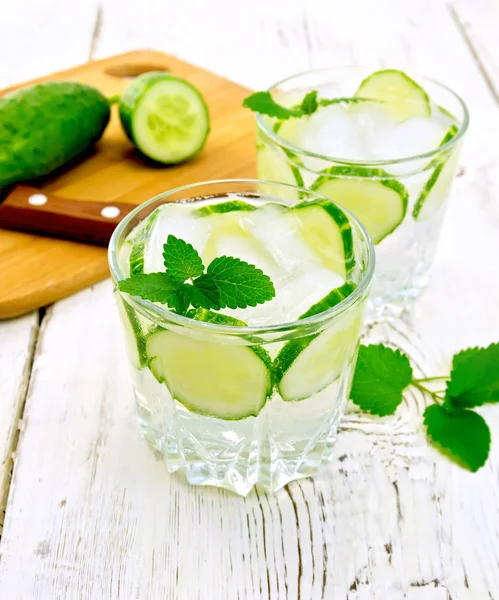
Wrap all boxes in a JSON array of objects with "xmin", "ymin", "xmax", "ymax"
[
  {"xmin": 273, "ymin": 281, "xmax": 357, "ymax": 389},
  {"xmin": 194, "ymin": 201, "xmax": 257, "ymax": 217},
  {"xmin": 355, "ymin": 69, "xmax": 430, "ymax": 116},
  {"xmin": 120, "ymin": 296, "xmax": 149, "ymax": 368},
  {"xmin": 0, "ymin": 81, "xmax": 110, "ymax": 187},
  {"xmin": 311, "ymin": 166, "xmax": 409, "ymax": 244},
  {"xmin": 294, "ymin": 197, "xmax": 356, "ymax": 274},
  {"xmin": 128, "ymin": 208, "xmax": 161, "ymax": 275},
  {"xmin": 412, "ymin": 124, "xmax": 460, "ymax": 220},
  {"xmin": 119, "ymin": 72, "xmax": 210, "ymax": 164}
]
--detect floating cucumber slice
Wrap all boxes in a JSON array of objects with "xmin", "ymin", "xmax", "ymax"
[
  {"xmin": 146, "ymin": 320, "xmax": 273, "ymax": 420},
  {"xmin": 412, "ymin": 125, "xmax": 460, "ymax": 220},
  {"xmin": 311, "ymin": 166, "xmax": 409, "ymax": 244},
  {"xmin": 256, "ymin": 142, "xmax": 304, "ymax": 199},
  {"xmin": 290, "ymin": 199, "xmax": 355, "ymax": 278},
  {"xmin": 116, "ymin": 295, "xmax": 147, "ymax": 369},
  {"xmin": 355, "ymin": 70, "xmax": 430, "ymax": 123},
  {"xmin": 119, "ymin": 72, "xmax": 210, "ymax": 164},
  {"xmin": 274, "ymin": 282, "xmax": 359, "ymax": 402},
  {"xmin": 194, "ymin": 200, "xmax": 256, "ymax": 217},
  {"xmin": 128, "ymin": 208, "xmax": 161, "ymax": 275}
]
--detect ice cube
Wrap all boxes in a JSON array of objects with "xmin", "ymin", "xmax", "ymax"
[
  {"xmin": 144, "ymin": 204, "xmax": 210, "ymax": 273},
  {"xmin": 369, "ymin": 117, "xmax": 446, "ymax": 161},
  {"xmin": 278, "ymin": 104, "xmax": 363, "ymax": 163},
  {"xmin": 241, "ymin": 203, "xmax": 322, "ymax": 272}
]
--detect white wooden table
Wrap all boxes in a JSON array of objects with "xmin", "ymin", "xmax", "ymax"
[{"xmin": 1, "ymin": 0, "xmax": 499, "ymax": 597}]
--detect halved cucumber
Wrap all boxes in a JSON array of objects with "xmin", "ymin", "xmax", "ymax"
[
  {"xmin": 290, "ymin": 199, "xmax": 355, "ymax": 278},
  {"xmin": 146, "ymin": 323, "xmax": 273, "ymax": 420},
  {"xmin": 194, "ymin": 200, "xmax": 256, "ymax": 217},
  {"xmin": 119, "ymin": 72, "xmax": 210, "ymax": 164},
  {"xmin": 412, "ymin": 125, "xmax": 460, "ymax": 220},
  {"xmin": 274, "ymin": 282, "xmax": 360, "ymax": 402},
  {"xmin": 256, "ymin": 142, "xmax": 304, "ymax": 199},
  {"xmin": 355, "ymin": 70, "xmax": 430, "ymax": 123},
  {"xmin": 311, "ymin": 166, "xmax": 409, "ymax": 244},
  {"xmin": 116, "ymin": 295, "xmax": 147, "ymax": 369}
]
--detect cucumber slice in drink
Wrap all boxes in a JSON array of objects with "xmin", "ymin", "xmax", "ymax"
[
  {"xmin": 412, "ymin": 125, "xmax": 460, "ymax": 220},
  {"xmin": 311, "ymin": 166, "xmax": 409, "ymax": 244},
  {"xmin": 194, "ymin": 200, "xmax": 256, "ymax": 217},
  {"xmin": 119, "ymin": 72, "xmax": 210, "ymax": 164},
  {"xmin": 146, "ymin": 321, "xmax": 273, "ymax": 420},
  {"xmin": 256, "ymin": 143, "xmax": 304, "ymax": 199},
  {"xmin": 274, "ymin": 282, "xmax": 359, "ymax": 402},
  {"xmin": 290, "ymin": 199, "xmax": 355, "ymax": 278},
  {"xmin": 116, "ymin": 296, "xmax": 147, "ymax": 369},
  {"xmin": 355, "ymin": 70, "xmax": 430, "ymax": 123},
  {"xmin": 128, "ymin": 208, "xmax": 161, "ymax": 275}
]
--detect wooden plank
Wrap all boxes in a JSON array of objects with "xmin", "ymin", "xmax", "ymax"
[
  {"xmin": 1, "ymin": 0, "xmax": 499, "ymax": 598},
  {"xmin": 0, "ymin": 313, "xmax": 39, "ymax": 536},
  {"xmin": 0, "ymin": 0, "xmax": 99, "ymax": 88}
]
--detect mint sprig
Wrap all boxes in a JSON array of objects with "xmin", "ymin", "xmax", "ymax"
[
  {"xmin": 118, "ymin": 235, "xmax": 276, "ymax": 316},
  {"xmin": 350, "ymin": 343, "xmax": 499, "ymax": 472},
  {"xmin": 243, "ymin": 90, "xmax": 376, "ymax": 120}
]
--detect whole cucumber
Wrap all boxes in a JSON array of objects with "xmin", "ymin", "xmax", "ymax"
[{"xmin": 0, "ymin": 81, "xmax": 111, "ymax": 187}]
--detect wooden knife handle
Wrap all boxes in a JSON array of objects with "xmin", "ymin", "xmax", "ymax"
[{"xmin": 0, "ymin": 185, "xmax": 137, "ymax": 246}]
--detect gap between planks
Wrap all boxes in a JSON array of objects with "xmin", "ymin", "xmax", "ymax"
[
  {"xmin": 448, "ymin": 2, "xmax": 499, "ymax": 105},
  {"xmin": 0, "ymin": 312, "xmax": 40, "ymax": 539}
]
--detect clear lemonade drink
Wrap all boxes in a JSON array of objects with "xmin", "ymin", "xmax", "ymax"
[
  {"xmin": 253, "ymin": 69, "xmax": 468, "ymax": 318},
  {"xmin": 109, "ymin": 180, "xmax": 374, "ymax": 495}
]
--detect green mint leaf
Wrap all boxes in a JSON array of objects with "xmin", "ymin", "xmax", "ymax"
[
  {"xmin": 446, "ymin": 343, "xmax": 499, "ymax": 408},
  {"xmin": 299, "ymin": 90, "xmax": 318, "ymax": 115},
  {"xmin": 243, "ymin": 91, "xmax": 304, "ymax": 120},
  {"xmin": 424, "ymin": 404, "xmax": 490, "ymax": 472},
  {"xmin": 191, "ymin": 274, "xmax": 222, "ymax": 310},
  {"xmin": 117, "ymin": 272, "xmax": 179, "ymax": 304},
  {"xmin": 163, "ymin": 235, "xmax": 204, "ymax": 283},
  {"xmin": 206, "ymin": 256, "xmax": 276, "ymax": 309},
  {"xmin": 350, "ymin": 344, "xmax": 413, "ymax": 416},
  {"xmin": 168, "ymin": 284, "xmax": 193, "ymax": 315}
]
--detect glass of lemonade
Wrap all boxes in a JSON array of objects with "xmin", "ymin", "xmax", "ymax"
[
  {"xmin": 109, "ymin": 179, "xmax": 374, "ymax": 495},
  {"xmin": 254, "ymin": 68, "xmax": 469, "ymax": 319}
]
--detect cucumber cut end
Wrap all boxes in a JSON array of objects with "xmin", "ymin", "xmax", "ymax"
[
  {"xmin": 291, "ymin": 199, "xmax": 355, "ymax": 277},
  {"xmin": 146, "ymin": 328, "xmax": 272, "ymax": 420},
  {"xmin": 274, "ymin": 283, "xmax": 361, "ymax": 402},
  {"xmin": 311, "ymin": 167, "xmax": 408, "ymax": 244},
  {"xmin": 355, "ymin": 69, "xmax": 430, "ymax": 123},
  {"xmin": 121, "ymin": 74, "xmax": 210, "ymax": 164}
]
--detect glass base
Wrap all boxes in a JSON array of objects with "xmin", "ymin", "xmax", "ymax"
[{"xmin": 138, "ymin": 415, "xmax": 340, "ymax": 496}]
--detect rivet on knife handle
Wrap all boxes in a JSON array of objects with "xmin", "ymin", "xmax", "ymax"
[{"xmin": 0, "ymin": 185, "xmax": 136, "ymax": 246}]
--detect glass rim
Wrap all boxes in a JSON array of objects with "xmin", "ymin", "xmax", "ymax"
[
  {"xmin": 256, "ymin": 66, "xmax": 470, "ymax": 167},
  {"xmin": 108, "ymin": 178, "xmax": 375, "ymax": 337}
]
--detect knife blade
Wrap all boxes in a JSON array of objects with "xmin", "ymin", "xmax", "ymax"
[{"xmin": 0, "ymin": 184, "xmax": 137, "ymax": 246}]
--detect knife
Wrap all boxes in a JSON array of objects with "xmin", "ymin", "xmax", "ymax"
[{"xmin": 0, "ymin": 184, "xmax": 137, "ymax": 246}]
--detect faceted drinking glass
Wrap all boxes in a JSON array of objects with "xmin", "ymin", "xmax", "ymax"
[
  {"xmin": 255, "ymin": 68, "xmax": 469, "ymax": 320},
  {"xmin": 109, "ymin": 179, "xmax": 374, "ymax": 495}
]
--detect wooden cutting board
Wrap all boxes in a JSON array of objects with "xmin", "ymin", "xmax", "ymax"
[{"xmin": 0, "ymin": 50, "xmax": 255, "ymax": 319}]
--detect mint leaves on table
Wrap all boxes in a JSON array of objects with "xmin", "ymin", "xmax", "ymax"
[
  {"xmin": 117, "ymin": 235, "xmax": 275, "ymax": 315},
  {"xmin": 243, "ymin": 90, "xmax": 375, "ymax": 120},
  {"xmin": 350, "ymin": 343, "xmax": 499, "ymax": 472},
  {"xmin": 350, "ymin": 345, "xmax": 413, "ymax": 416}
]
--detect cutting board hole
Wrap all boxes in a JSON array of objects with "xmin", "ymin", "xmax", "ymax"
[{"xmin": 105, "ymin": 63, "xmax": 169, "ymax": 79}]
